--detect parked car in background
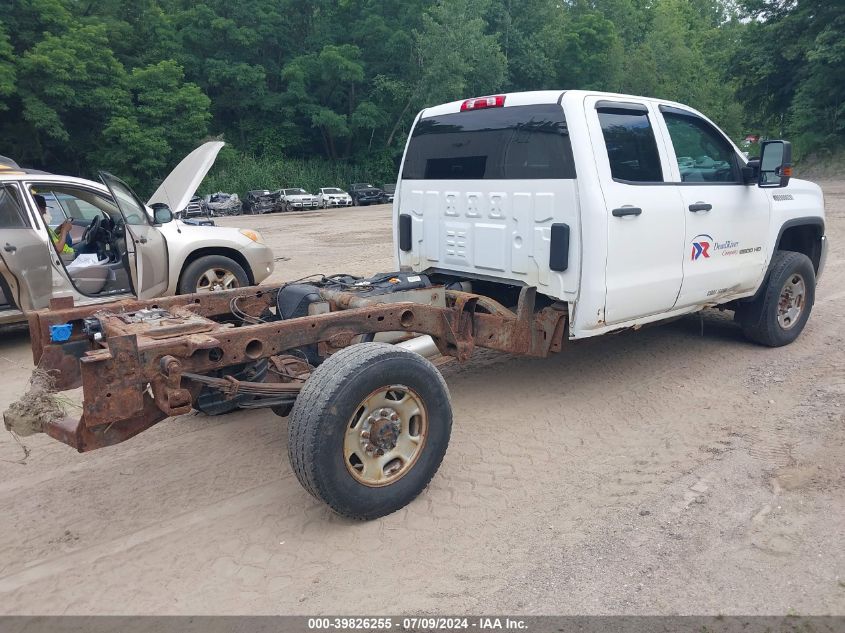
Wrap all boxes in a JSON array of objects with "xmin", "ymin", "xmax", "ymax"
[
  {"xmin": 380, "ymin": 183, "xmax": 395, "ymax": 204},
  {"xmin": 204, "ymin": 191, "xmax": 242, "ymax": 216},
  {"xmin": 280, "ymin": 188, "xmax": 319, "ymax": 212},
  {"xmin": 348, "ymin": 183, "xmax": 384, "ymax": 206},
  {"xmin": 0, "ymin": 142, "xmax": 274, "ymax": 324},
  {"xmin": 179, "ymin": 195, "xmax": 209, "ymax": 218},
  {"xmin": 182, "ymin": 217, "xmax": 215, "ymax": 226},
  {"xmin": 316, "ymin": 187, "xmax": 353, "ymax": 208},
  {"xmin": 242, "ymin": 189, "xmax": 281, "ymax": 214}
]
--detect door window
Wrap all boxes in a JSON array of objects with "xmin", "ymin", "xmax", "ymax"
[
  {"xmin": 98, "ymin": 173, "xmax": 150, "ymax": 226},
  {"xmin": 661, "ymin": 108, "xmax": 740, "ymax": 183},
  {"xmin": 597, "ymin": 106, "xmax": 663, "ymax": 183},
  {"xmin": 0, "ymin": 185, "xmax": 31, "ymax": 229},
  {"xmin": 34, "ymin": 186, "xmax": 117, "ymax": 222}
]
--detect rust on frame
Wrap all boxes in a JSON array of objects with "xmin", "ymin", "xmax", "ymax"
[{"xmin": 28, "ymin": 283, "xmax": 568, "ymax": 452}]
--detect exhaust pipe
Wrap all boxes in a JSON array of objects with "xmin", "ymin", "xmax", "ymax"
[{"xmin": 395, "ymin": 335, "xmax": 439, "ymax": 358}]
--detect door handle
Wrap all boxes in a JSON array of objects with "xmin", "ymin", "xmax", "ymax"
[
  {"xmin": 137, "ymin": 237, "xmax": 148, "ymax": 244},
  {"xmin": 3, "ymin": 243, "xmax": 16, "ymax": 253},
  {"xmin": 688, "ymin": 202, "xmax": 712, "ymax": 213},
  {"xmin": 612, "ymin": 207, "xmax": 642, "ymax": 217}
]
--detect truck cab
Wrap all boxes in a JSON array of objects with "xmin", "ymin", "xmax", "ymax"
[{"xmin": 394, "ymin": 90, "xmax": 827, "ymax": 345}]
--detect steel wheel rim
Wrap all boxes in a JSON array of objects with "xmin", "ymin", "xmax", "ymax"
[
  {"xmin": 196, "ymin": 268, "xmax": 241, "ymax": 293},
  {"xmin": 343, "ymin": 385, "xmax": 428, "ymax": 487},
  {"xmin": 777, "ymin": 273, "xmax": 806, "ymax": 330}
]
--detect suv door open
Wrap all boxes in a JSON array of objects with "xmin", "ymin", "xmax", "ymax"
[
  {"xmin": 99, "ymin": 172, "xmax": 169, "ymax": 299},
  {"xmin": 0, "ymin": 183, "xmax": 52, "ymax": 315}
]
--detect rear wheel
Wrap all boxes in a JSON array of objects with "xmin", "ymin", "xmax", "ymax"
[
  {"xmin": 287, "ymin": 343, "xmax": 452, "ymax": 519},
  {"xmin": 738, "ymin": 250, "xmax": 815, "ymax": 347},
  {"xmin": 178, "ymin": 255, "xmax": 249, "ymax": 294}
]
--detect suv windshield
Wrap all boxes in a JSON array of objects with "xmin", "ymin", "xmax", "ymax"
[{"xmin": 402, "ymin": 104, "xmax": 575, "ymax": 180}]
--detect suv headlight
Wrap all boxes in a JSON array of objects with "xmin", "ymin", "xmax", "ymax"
[{"xmin": 240, "ymin": 229, "xmax": 264, "ymax": 243}]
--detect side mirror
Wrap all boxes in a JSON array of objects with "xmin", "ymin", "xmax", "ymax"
[
  {"xmin": 152, "ymin": 204, "xmax": 174, "ymax": 224},
  {"xmin": 758, "ymin": 140, "xmax": 792, "ymax": 188}
]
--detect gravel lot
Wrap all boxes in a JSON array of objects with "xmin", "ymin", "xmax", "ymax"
[{"xmin": 0, "ymin": 188, "xmax": 843, "ymax": 615}]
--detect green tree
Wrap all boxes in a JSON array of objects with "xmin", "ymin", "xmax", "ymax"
[{"xmin": 101, "ymin": 60, "xmax": 211, "ymax": 188}]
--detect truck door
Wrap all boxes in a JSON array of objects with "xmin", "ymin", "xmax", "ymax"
[
  {"xmin": 99, "ymin": 172, "xmax": 169, "ymax": 299},
  {"xmin": 586, "ymin": 97, "xmax": 685, "ymax": 324},
  {"xmin": 656, "ymin": 106, "xmax": 770, "ymax": 307},
  {"xmin": 0, "ymin": 183, "xmax": 52, "ymax": 313}
]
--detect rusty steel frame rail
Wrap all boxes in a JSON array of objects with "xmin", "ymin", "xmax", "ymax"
[{"xmin": 26, "ymin": 284, "xmax": 567, "ymax": 452}]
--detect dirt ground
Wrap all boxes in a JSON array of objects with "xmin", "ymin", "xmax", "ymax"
[{"xmin": 0, "ymin": 187, "xmax": 843, "ymax": 615}]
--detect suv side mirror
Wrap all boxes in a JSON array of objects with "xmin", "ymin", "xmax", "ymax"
[
  {"xmin": 758, "ymin": 140, "xmax": 792, "ymax": 188},
  {"xmin": 152, "ymin": 204, "xmax": 174, "ymax": 224}
]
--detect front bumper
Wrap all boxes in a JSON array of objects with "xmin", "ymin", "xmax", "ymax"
[
  {"xmin": 325, "ymin": 198, "xmax": 353, "ymax": 207},
  {"xmin": 288, "ymin": 201, "xmax": 319, "ymax": 209},
  {"xmin": 243, "ymin": 242, "xmax": 275, "ymax": 284}
]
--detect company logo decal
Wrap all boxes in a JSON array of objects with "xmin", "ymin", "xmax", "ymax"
[{"xmin": 691, "ymin": 234, "xmax": 712, "ymax": 261}]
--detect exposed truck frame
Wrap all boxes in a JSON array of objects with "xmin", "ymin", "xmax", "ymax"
[{"xmin": 21, "ymin": 279, "xmax": 565, "ymax": 488}]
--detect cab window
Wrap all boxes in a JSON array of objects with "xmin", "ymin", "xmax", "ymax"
[
  {"xmin": 0, "ymin": 185, "xmax": 31, "ymax": 229},
  {"xmin": 402, "ymin": 104, "xmax": 575, "ymax": 180},
  {"xmin": 597, "ymin": 105, "xmax": 663, "ymax": 183},
  {"xmin": 660, "ymin": 107, "xmax": 740, "ymax": 183}
]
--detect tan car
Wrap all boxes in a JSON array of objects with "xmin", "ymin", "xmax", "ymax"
[{"xmin": 0, "ymin": 143, "xmax": 274, "ymax": 324}]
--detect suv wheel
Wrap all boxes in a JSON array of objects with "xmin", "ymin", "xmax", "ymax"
[{"xmin": 179, "ymin": 255, "xmax": 249, "ymax": 294}]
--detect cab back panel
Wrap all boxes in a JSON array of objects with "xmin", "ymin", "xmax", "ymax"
[{"xmin": 397, "ymin": 103, "xmax": 580, "ymax": 301}]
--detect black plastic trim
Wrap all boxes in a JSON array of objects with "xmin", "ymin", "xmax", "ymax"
[
  {"xmin": 596, "ymin": 100, "xmax": 648, "ymax": 114},
  {"xmin": 775, "ymin": 216, "xmax": 825, "ymax": 248},
  {"xmin": 549, "ymin": 223, "xmax": 570, "ymax": 271},
  {"xmin": 398, "ymin": 213, "xmax": 412, "ymax": 252}
]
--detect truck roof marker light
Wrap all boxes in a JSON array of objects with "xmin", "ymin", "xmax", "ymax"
[{"xmin": 460, "ymin": 95, "xmax": 506, "ymax": 111}]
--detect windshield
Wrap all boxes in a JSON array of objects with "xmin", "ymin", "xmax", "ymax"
[
  {"xmin": 285, "ymin": 188, "xmax": 308, "ymax": 195},
  {"xmin": 402, "ymin": 104, "xmax": 575, "ymax": 180},
  {"xmin": 323, "ymin": 188, "xmax": 343, "ymax": 194}
]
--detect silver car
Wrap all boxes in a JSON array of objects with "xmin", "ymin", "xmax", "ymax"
[{"xmin": 0, "ymin": 143, "xmax": 275, "ymax": 324}]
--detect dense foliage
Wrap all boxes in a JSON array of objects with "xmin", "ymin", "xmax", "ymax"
[{"xmin": 0, "ymin": 0, "xmax": 840, "ymax": 195}]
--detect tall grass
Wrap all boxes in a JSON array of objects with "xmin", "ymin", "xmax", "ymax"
[{"xmin": 200, "ymin": 148, "xmax": 399, "ymax": 195}]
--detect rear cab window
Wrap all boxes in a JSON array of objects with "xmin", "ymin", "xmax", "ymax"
[{"xmin": 402, "ymin": 104, "xmax": 575, "ymax": 180}]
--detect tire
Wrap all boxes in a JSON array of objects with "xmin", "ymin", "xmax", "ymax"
[
  {"xmin": 287, "ymin": 343, "xmax": 452, "ymax": 520},
  {"xmin": 178, "ymin": 255, "xmax": 249, "ymax": 294},
  {"xmin": 738, "ymin": 250, "xmax": 815, "ymax": 347}
]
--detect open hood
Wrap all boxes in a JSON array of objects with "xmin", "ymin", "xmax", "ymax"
[{"xmin": 147, "ymin": 141, "xmax": 224, "ymax": 213}]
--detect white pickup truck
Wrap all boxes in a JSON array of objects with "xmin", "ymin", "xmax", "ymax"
[
  {"xmin": 394, "ymin": 90, "xmax": 827, "ymax": 347},
  {"xmin": 17, "ymin": 90, "xmax": 828, "ymax": 520}
]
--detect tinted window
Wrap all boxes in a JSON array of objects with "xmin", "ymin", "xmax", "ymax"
[
  {"xmin": 402, "ymin": 104, "xmax": 575, "ymax": 180},
  {"xmin": 597, "ymin": 108, "xmax": 663, "ymax": 182},
  {"xmin": 662, "ymin": 110, "xmax": 739, "ymax": 183},
  {"xmin": 0, "ymin": 186, "xmax": 30, "ymax": 229}
]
